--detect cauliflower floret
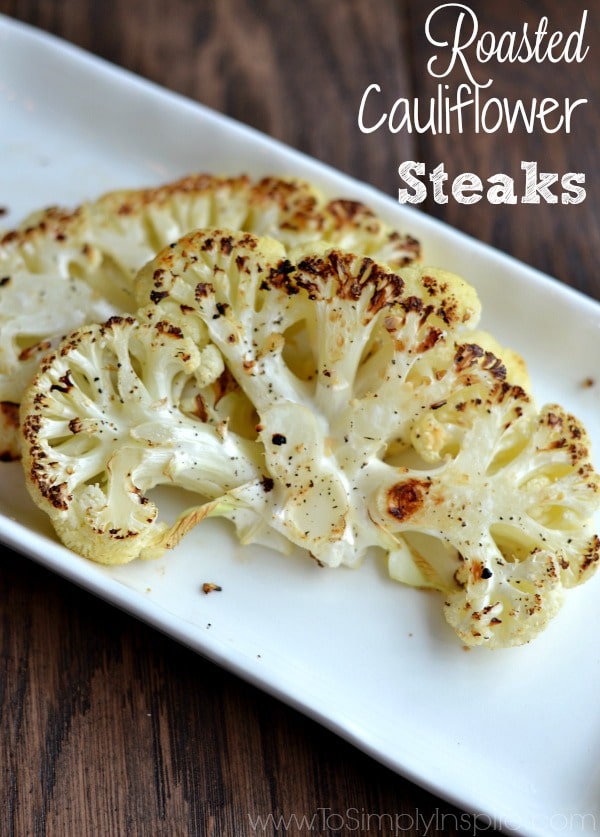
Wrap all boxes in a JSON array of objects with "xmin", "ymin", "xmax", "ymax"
[
  {"xmin": 464, "ymin": 328, "xmax": 531, "ymax": 392},
  {"xmin": 1, "ymin": 173, "xmax": 421, "ymax": 459},
  {"xmin": 20, "ymin": 316, "xmax": 265, "ymax": 564}
]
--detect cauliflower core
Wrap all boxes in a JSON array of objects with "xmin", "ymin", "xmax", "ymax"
[
  {"xmin": 1, "ymin": 173, "xmax": 421, "ymax": 459},
  {"xmin": 18, "ymin": 226, "xmax": 600, "ymax": 648}
]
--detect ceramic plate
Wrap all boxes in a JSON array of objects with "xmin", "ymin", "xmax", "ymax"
[{"xmin": 1, "ymin": 15, "xmax": 599, "ymax": 836}]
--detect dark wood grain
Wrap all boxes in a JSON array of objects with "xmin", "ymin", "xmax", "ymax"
[{"xmin": 0, "ymin": 1, "xmax": 596, "ymax": 835}]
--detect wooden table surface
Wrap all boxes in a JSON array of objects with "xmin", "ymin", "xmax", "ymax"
[{"xmin": 0, "ymin": 1, "xmax": 597, "ymax": 835}]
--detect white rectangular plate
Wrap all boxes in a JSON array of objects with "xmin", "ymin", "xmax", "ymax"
[{"xmin": 1, "ymin": 15, "xmax": 600, "ymax": 836}]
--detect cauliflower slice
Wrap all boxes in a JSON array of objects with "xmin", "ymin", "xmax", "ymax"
[
  {"xmin": 136, "ymin": 229, "xmax": 479, "ymax": 564},
  {"xmin": 0, "ymin": 205, "xmax": 121, "ymax": 420},
  {"xmin": 20, "ymin": 316, "xmax": 265, "ymax": 564},
  {"xmin": 372, "ymin": 380, "xmax": 600, "ymax": 647},
  {"xmin": 135, "ymin": 229, "xmax": 600, "ymax": 646},
  {"xmin": 0, "ymin": 269, "xmax": 116, "ymax": 404},
  {"xmin": 1, "ymin": 173, "xmax": 421, "ymax": 459},
  {"xmin": 91, "ymin": 174, "xmax": 421, "ymax": 278}
]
